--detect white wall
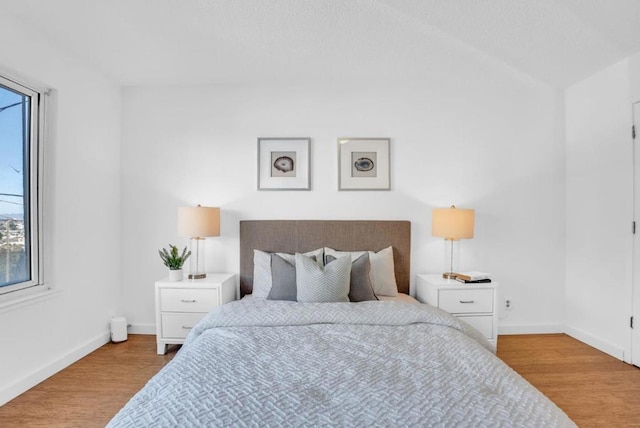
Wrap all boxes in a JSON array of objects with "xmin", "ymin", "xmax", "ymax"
[
  {"xmin": 0, "ymin": 13, "xmax": 122, "ymax": 404},
  {"xmin": 565, "ymin": 59, "xmax": 633, "ymax": 360},
  {"xmin": 121, "ymin": 51, "xmax": 566, "ymax": 333},
  {"xmin": 0, "ymin": 6, "xmax": 571, "ymax": 406}
]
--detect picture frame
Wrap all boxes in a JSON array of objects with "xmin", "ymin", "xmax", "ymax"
[
  {"xmin": 258, "ymin": 138, "xmax": 311, "ymax": 190},
  {"xmin": 338, "ymin": 138, "xmax": 390, "ymax": 190}
]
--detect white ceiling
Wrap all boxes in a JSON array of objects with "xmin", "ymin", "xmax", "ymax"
[{"xmin": 3, "ymin": 0, "xmax": 640, "ymax": 88}]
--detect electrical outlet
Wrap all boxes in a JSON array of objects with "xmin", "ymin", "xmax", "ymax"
[{"xmin": 505, "ymin": 298, "xmax": 513, "ymax": 310}]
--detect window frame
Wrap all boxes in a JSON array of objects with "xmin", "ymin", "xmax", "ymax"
[{"xmin": 0, "ymin": 74, "xmax": 44, "ymax": 296}]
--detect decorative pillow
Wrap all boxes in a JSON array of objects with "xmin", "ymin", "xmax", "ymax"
[
  {"xmin": 324, "ymin": 247, "xmax": 367, "ymax": 264},
  {"xmin": 267, "ymin": 254, "xmax": 298, "ymax": 301},
  {"xmin": 296, "ymin": 253, "xmax": 351, "ymax": 303},
  {"xmin": 252, "ymin": 250, "xmax": 272, "ymax": 299},
  {"xmin": 268, "ymin": 254, "xmax": 317, "ymax": 301},
  {"xmin": 324, "ymin": 246, "xmax": 397, "ymax": 296},
  {"xmin": 253, "ymin": 248, "xmax": 324, "ymax": 299},
  {"xmin": 325, "ymin": 254, "xmax": 377, "ymax": 302},
  {"xmin": 368, "ymin": 246, "xmax": 397, "ymax": 297}
]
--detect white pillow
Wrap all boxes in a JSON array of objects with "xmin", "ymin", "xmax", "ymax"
[
  {"xmin": 367, "ymin": 246, "xmax": 397, "ymax": 297},
  {"xmin": 324, "ymin": 246, "xmax": 397, "ymax": 296},
  {"xmin": 296, "ymin": 253, "xmax": 351, "ymax": 303},
  {"xmin": 252, "ymin": 248, "xmax": 324, "ymax": 299}
]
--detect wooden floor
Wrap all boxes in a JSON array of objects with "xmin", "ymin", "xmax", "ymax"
[
  {"xmin": 1, "ymin": 334, "xmax": 639, "ymax": 427},
  {"xmin": 498, "ymin": 334, "xmax": 640, "ymax": 427},
  {"xmin": 0, "ymin": 336, "xmax": 178, "ymax": 428}
]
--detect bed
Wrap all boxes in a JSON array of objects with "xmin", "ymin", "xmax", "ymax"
[{"xmin": 109, "ymin": 220, "xmax": 575, "ymax": 427}]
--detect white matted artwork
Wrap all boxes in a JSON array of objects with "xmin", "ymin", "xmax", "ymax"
[
  {"xmin": 338, "ymin": 138, "xmax": 390, "ymax": 190},
  {"xmin": 258, "ymin": 138, "xmax": 310, "ymax": 190}
]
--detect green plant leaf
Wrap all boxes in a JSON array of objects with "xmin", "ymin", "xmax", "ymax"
[{"xmin": 159, "ymin": 244, "xmax": 191, "ymax": 269}]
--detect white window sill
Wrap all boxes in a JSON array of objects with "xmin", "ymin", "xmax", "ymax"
[{"xmin": 0, "ymin": 286, "xmax": 61, "ymax": 314}]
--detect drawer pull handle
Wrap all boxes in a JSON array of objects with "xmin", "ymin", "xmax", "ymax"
[
  {"xmin": 181, "ymin": 299, "xmax": 197, "ymax": 303},
  {"xmin": 459, "ymin": 300, "xmax": 475, "ymax": 304},
  {"xmin": 181, "ymin": 326, "xmax": 193, "ymax": 330}
]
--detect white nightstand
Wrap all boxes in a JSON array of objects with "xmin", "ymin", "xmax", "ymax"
[
  {"xmin": 155, "ymin": 273, "xmax": 236, "ymax": 355},
  {"xmin": 415, "ymin": 274, "xmax": 499, "ymax": 347}
]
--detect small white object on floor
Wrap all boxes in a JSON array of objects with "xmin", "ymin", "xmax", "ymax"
[{"xmin": 111, "ymin": 317, "xmax": 128, "ymax": 343}]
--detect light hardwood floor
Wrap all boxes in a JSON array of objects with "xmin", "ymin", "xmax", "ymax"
[
  {"xmin": 0, "ymin": 336, "xmax": 177, "ymax": 428},
  {"xmin": 498, "ymin": 334, "xmax": 640, "ymax": 427},
  {"xmin": 0, "ymin": 334, "xmax": 639, "ymax": 427}
]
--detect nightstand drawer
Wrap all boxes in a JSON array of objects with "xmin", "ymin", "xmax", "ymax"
[
  {"xmin": 439, "ymin": 288, "xmax": 493, "ymax": 314},
  {"xmin": 415, "ymin": 274, "xmax": 498, "ymax": 349},
  {"xmin": 161, "ymin": 288, "xmax": 218, "ymax": 312},
  {"xmin": 457, "ymin": 315, "xmax": 494, "ymax": 339},
  {"xmin": 156, "ymin": 273, "xmax": 236, "ymax": 354},
  {"xmin": 161, "ymin": 313, "xmax": 204, "ymax": 338}
]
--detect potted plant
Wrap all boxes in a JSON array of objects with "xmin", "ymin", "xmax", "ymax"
[{"xmin": 159, "ymin": 244, "xmax": 191, "ymax": 281}]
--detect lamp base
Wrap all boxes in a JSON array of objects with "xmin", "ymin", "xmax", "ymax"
[
  {"xmin": 188, "ymin": 273, "xmax": 207, "ymax": 280},
  {"xmin": 442, "ymin": 272, "xmax": 458, "ymax": 279}
]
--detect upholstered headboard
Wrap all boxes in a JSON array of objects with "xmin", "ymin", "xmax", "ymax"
[{"xmin": 239, "ymin": 220, "xmax": 411, "ymax": 297}]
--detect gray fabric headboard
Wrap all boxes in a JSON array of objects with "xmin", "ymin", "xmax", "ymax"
[{"xmin": 239, "ymin": 220, "xmax": 411, "ymax": 297}]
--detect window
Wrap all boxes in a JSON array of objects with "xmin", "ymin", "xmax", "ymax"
[{"xmin": 0, "ymin": 74, "xmax": 43, "ymax": 295}]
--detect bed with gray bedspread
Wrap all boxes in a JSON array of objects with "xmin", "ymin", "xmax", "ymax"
[{"xmin": 108, "ymin": 299, "xmax": 575, "ymax": 427}]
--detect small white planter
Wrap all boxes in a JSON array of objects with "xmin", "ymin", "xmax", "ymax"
[{"xmin": 168, "ymin": 269, "xmax": 183, "ymax": 282}]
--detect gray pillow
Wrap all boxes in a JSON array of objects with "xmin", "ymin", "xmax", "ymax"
[
  {"xmin": 296, "ymin": 253, "xmax": 351, "ymax": 303},
  {"xmin": 324, "ymin": 246, "xmax": 398, "ymax": 296},
  {"xmin": 267, "ymin": 254, "xmax": 297, "ymax": 301},
  {"xmin": 253, "ymin": 248, "xmax": 324, "ymax": 299},
  {"xmin": 326, "ymin": 254, "xmax": 378, "ymax": 302},
  {"xmin": 268, "ymin": 254, "xmax": 317, "ymax": 301}
]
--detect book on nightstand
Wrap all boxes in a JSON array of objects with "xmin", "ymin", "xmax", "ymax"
[
  {"xmin": 455, "ymin": 277, "xmax": 492, "ymax": 284},
  {"xmin": 455, "ymin": 271, "xmax": 492, "ymax": 282}
]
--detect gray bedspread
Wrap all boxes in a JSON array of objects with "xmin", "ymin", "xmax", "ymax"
[{"xmin": 109, "ymin": 299, "xmax": 575, "ymax": 427}]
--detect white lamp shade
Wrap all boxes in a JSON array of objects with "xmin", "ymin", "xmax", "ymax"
[
  {"xmin": 432, "ymin": 206, "xmax": 475, "ymax": 240},
  {"xmin": 177, "ymin": 206, "xmax": 220, "ymax": 238}
]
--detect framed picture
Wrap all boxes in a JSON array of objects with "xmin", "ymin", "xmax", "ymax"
[
  {"xmin": 258, "ymin": 138, "xmax": 310, "ymax": 190},
  {"xmin": 338, "ymin": 138, "xmax": 390, "ymax": 190}
]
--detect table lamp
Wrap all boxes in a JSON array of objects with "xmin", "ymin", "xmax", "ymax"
[
  {"xmin": 177, "ymin": 205, "xmax": 220, "ymax": 279},
  {"xmin": 432, "ymin": 205, "xmax": 475, "ymax": 279}
]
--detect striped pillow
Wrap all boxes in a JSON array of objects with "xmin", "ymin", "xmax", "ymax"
[
  {"xmin": 252, "ymin": 248, "xmax": 324, "ymax": 299},
  {"xmin": 325, "ymin": 254, "xmax": 377, "ymax": 302},
  {"xmin": 295, "ymin": 253, "xmax": 351, "ymax": 303},
  {"xmin": 324, "ymin": 246, "xmax": 397, "ymax": 296}
]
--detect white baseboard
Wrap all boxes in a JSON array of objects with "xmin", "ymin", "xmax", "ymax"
[
  {"xmin": 564, "ymin": 325, "xmax": 625, "ymax": 361},
  {"xmin": 0, "ymin": 330, "xmax": 110, "ymax": 406},
  {"xmin": 128, "ymin": 323, "xmax": 155, "ymax": 335},
  {"xmin": 498, "ymin": 324, "xmax": 564, "ymax": 335}
]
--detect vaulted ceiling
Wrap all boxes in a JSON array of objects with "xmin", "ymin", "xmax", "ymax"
[{"xmin": 3, "ymin": 0, "xmax": 640, "ymax": 88}]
